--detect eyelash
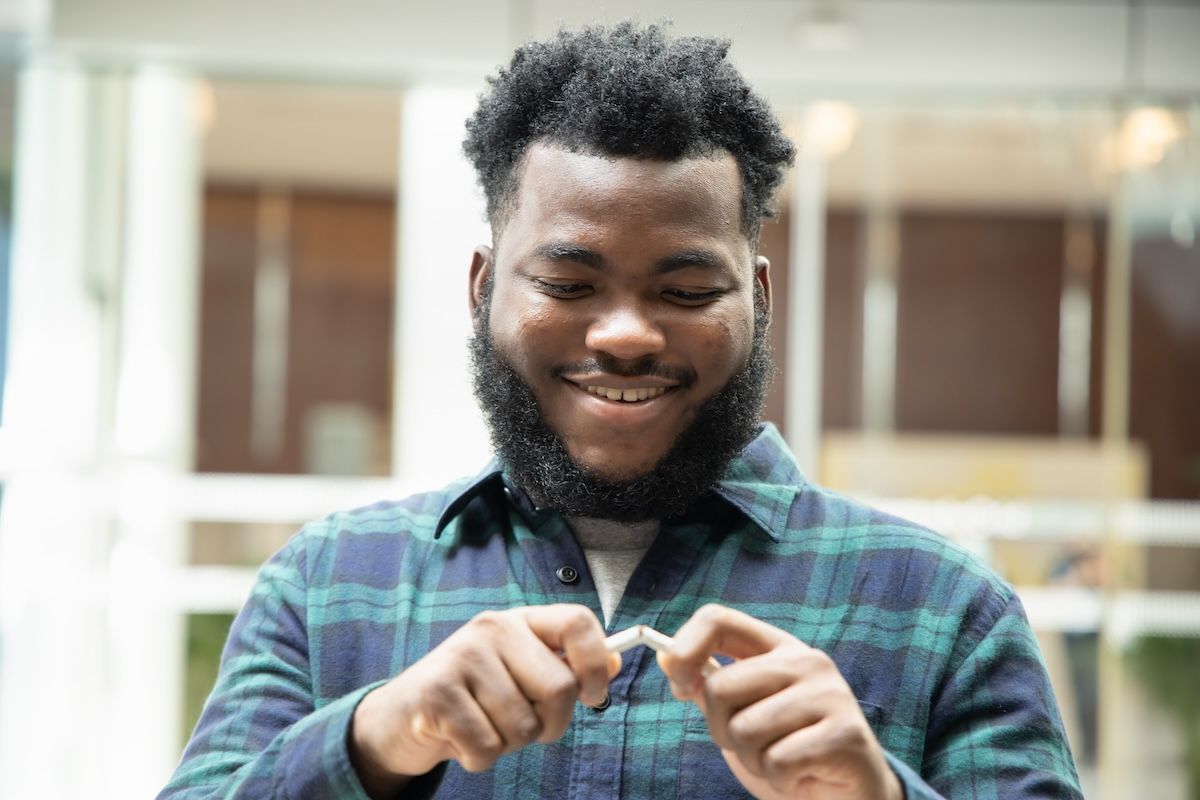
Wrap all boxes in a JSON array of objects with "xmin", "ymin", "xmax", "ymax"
[
  {"xmin": 534, "ymin": 280, "xmax": 723, "ymax": 305},
  {"xmin": 664, "ymin": 288, "xmax": 723, "ymax": 305},
  {"xmin": 535, "ymin": 280, "xmax": 590, "ymax": 297}
]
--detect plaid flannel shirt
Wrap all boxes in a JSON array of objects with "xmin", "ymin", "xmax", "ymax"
[{"xmin": 159, "ymin": 423, "xmax": 1081, "ymax": 799}]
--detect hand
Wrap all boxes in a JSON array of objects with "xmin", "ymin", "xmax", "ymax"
[
  {"xmin": 658, "ymin": 604, "xmax": 901, "ymax": 800},
  {"xmin": 350, "ymin": 604, "xmax": 620, "ymax": 797}
]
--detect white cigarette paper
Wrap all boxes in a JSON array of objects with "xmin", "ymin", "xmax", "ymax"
[{"xmin": 604, "ymin": 624, "xmax": 721, "ymax": 676}]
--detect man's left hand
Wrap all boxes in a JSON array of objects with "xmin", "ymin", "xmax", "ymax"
[{"xmin": 658, "ymin": 604, "xmax": 902, "ymax": 800}]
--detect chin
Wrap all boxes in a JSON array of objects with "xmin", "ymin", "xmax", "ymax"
[{"xmin": 573, "ymin": 452, "xmax": 662, "ymax": 483}]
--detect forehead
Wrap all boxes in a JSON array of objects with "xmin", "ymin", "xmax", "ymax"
[{"xmin": 499, "ymin": 142, "xmax": 746, "ymax": 246}]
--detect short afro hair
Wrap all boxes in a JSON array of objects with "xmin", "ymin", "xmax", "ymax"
[{"xmin": 464, "ymin": 22, "xmax": 795, "ymax": 240}]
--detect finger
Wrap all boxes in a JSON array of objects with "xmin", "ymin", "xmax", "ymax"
[
  {"xmin": 464, "ymin": 657, "xmax": 545, "ymax": 752},
  {"xmin": 523, "ymin": 604, "xmax": 612, "ymax": 706},
  {"xmin": 497, "ymin": 627, "xmax": 587, "ymax": 742},
  {"xmin": 698, "ymin": 653, "xmax": 811, "ymax": 751},
  {"xmin": 417, "ymin": 683, "xmax": 506, "ymax": 773},
  {"xmin": 607, "ymin": 651, "xmax": 623, "ymax": 680},
  {"xmin": 665, "ymin": 604, "xmax": 797, "ymax": 694},
  {"xmin": 721, "ymin": 682, "xmax": 827, "ymax": 777},
  {"xmin": 755, "ymin": 716, "xmax": 859, "ymax": 794},
  {"xmin": 701, "ymin": 644, "xmax": 836, "ymax": 731}
]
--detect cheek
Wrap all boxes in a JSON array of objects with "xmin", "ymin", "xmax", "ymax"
[
  {"xmin": 686, "ymin": 312, "xmax": 752, "ymax": 378},
  {"xmin": 489, "ymin": 293, "xmax": 575, "ymax": 371}
]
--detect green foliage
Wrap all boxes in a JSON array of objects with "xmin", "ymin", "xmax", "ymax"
[
  {"xmin": 1126, "ymin": 636, "xmax": 1200, "ymax": 799},
  {"xmin": 183, "ymin": 613, "xmax": 236, "ymax": 746}
]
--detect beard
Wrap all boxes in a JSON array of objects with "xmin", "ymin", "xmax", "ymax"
[{"xmin": 468, "ymin": 288, "xmax": 773, "ymax": 522}]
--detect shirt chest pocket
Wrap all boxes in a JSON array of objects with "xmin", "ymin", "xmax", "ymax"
[
  {"xmin": 675, "ymin": 701, "xmax": 886, "ymax": 799},
  {"xmin": 676, "ymin": 706, "xmax": 755, "ymax": 800}
]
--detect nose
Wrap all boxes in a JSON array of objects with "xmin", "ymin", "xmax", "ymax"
[{"xmin": 585, "ymin": 303, "xmax": 667, "ymax": 361}]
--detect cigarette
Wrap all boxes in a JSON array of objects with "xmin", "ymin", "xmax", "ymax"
[
  {"xmin": 604, "ymin": 624, "xmax": 721, "ymax": 676},
  {"xmin": 604, "ymin": 625, "xmax": 646, "ymax": 655}
]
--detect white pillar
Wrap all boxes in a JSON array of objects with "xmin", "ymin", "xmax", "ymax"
[
  {"xmin": 786, "ymin": 147, "xmax": 827, "ymax": 477},
  {"xmin": 0, "ymin": 59, "xmax": 117, "ymax": 800},
  {"xmin": 861, "ymin": 208, "xmax": 899, "ymax": 434},
  {"xmin": 106, "ymin": 66, "xmax": 202, "ymax": 799},
  {"xmin": 859, "ymin": 118, "xmax": 898, "ymax": 435},
  {"xmin": 393, "ymin": 87, "xmax": 491, "ymax": 485}
]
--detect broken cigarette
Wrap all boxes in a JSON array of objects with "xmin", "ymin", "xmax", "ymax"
[{"xmin": 604, "ymin": 624, "xmax": 721, "ymax": 676}]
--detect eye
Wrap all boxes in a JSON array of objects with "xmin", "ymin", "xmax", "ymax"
[
  {"xmin": 663, "ymin": 288, "xmax": 724, "ymax": 306},
  {"xmin": 534, "ymin": 279, "xmax": 592, "ymax": 298}
]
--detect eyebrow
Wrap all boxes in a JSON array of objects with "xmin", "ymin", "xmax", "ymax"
[
  {"xmin": 531, "ymin": 242, "xmax": 731, "ymax": 275},
  {"xmin": 655, "ymin": 249, "xmax": 729, "ymax": 274},
  {"xmin": 533, "ymin": 243, "xmax": 605, "ymax": 269}
]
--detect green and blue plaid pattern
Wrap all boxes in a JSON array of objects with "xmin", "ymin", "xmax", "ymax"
[{"xmin": 159, "ymin": 424, "xmax": 1081, "ymax": 799}]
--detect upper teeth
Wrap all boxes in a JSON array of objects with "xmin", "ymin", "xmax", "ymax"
[{"xmin": 585, "ymin": 386, "xmax": 668, "ymax": 402}]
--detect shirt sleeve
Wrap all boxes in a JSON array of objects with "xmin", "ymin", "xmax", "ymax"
[
  {"xmin": 887, "ymin": 590, "xmax": 1084, "ymax": 799},
  {"xmin": 155, "ymin": 530, "xmax": 383, "ymax": 800}
]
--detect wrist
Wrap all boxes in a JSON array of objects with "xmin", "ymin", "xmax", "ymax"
[
  {"xmin": 882, "ymin": 760, "xmax": 905, "ymax": 800},
  {"xmin": 349, "ymin": 686, "xmax": 414, "ymax": 799}
]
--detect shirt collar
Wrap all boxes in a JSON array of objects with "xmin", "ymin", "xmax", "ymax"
[
  {"xmin": 433, "ymin": 459, "xmax": 505, "ymax": 538},
  {"xmin": 708, "ymin": 423, "xmax": 804, "ymax": 543},
  {"xmin": 433, "ymin": 422, "xmax": 805, "ymax": 542}
]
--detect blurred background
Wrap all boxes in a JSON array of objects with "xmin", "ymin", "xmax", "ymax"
[{"xmin": 0, "ymin": 1, "xmax": 1197, "ymax": 798}]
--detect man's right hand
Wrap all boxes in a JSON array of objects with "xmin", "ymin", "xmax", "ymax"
[{"xmin": 349, "ymin": 604, "xmax": 619, "ymax": 797}]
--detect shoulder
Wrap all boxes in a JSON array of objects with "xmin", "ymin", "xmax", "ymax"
[
  {"xmin": 321, "ymin": 478, "xmax": 475, "ymax": 540},
  {"xmin": 270, "ymin": 475, "xmax": 481, "ymax": 585},
  {"xmin": 787, "ymin": 483, "xmax": 1015, "ymax": 621}
]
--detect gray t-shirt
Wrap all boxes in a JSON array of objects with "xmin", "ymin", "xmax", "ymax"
[{"xmin": 567, "ymin": 517, "xmax": 660, "ymax": 626}]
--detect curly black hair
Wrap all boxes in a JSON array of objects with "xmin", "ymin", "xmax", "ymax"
[{"xmin": 464, "ymin": 22, "xmax": 795, "ymax": 240}]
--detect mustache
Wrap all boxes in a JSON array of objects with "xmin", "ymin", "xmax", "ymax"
[{"xmin": 550, "ymin": 356, "xmax": 698, "ymax": 389}]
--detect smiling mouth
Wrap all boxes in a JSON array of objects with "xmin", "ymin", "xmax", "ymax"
[{"xmin": 581, "ymin": 384, "xmax": 673, "ymax": 403}]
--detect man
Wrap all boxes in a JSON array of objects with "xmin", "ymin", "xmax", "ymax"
[{"xmin": 160, "ymin": 23, "xmax": 1081, "ymax": 800}]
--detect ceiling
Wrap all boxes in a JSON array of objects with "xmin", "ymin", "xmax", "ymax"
[
  {"xmin": 11, "ymin": 1, "xmax": 1196, "ymax": 212},
  {"xmin": 32, "ymin": 0, "xmax": 1200, "ymax": 99}
]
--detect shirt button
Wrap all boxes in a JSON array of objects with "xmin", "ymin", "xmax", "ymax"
[
  {"xmin": 556, "ymin": 565, "xmax": 579, "ymax": 584},
  {"xmin": 591, "ymin": 693, "xmax": 611, "ymax": 711}
]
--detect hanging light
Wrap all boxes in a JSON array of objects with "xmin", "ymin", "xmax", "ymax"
[
  {"xmin": 1099, "ymin": 106, "xmax": 1185, "ymax": 172},
  {"xmin": 799, "ymin": 100, "xmax": 859, "ymax": 158}
]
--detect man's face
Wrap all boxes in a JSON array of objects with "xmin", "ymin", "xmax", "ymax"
[{"xmin": 469, "ymin": 143, "xmax": 771, "ymax": 485}]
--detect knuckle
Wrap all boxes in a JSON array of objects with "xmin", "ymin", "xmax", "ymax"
[
  {"xmin": 476, "ymin": 732, "xmax": 504, "ymax": 761},
  {"xmin": 470, "ymin": 609, "xmax": 505, "ymax": 630},
  {"xmin": 700, "ymin": 672, "xmax": 725, "ymax": 701},
  {"xmin": 725, "ymin": 714, "xmax": 753, "ymax": 746},
  {"xmin": 426, "ymin": 682, "xmax": 459, "ymax": 713},
  {"xmin": 815, "ymin": 675, "xmax": 855, "ymax": 710},
  {"xmin": 696, "ymin": 603, "xmax": 728, "ymax": 624},
  {"xmin": 761, "ymin": 746, "xmax": 792, "ymax": 781},
  {"xmin": 831, "ymin": 716, "xmax": 868, "ymax": 751},
  {"xmin": 820, "ymin": 686, "xmax": 849, "ymax": 710},
  {"xmin": 563, "ymin": 606, "xmax": 599, "ymax": 636},
  {"xmin": 544, "ymin": 673, "xmax": 579, "ymax": 703},
  {"xmin": 449, "ymin": 640, "xmax": 486, "ymax": 665},
  {"xmin": 791, "ymin": 644, "xmax": 825, "ymax": 668},
  {"xmin": 514, "ymin": 713, "xmax": 543, "ymax": 743},
  {"xmin": 811, "ymin": 648, "xmax": 835, "ymax": 669}
]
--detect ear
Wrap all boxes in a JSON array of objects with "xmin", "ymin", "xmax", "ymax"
[
  {"xmin": 468, "ymin": 245, "xmax": 493, "ymax": 326},
  {"xmin": 754, "ymin": 255, "xmax": 772, "ymax": 322}
]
